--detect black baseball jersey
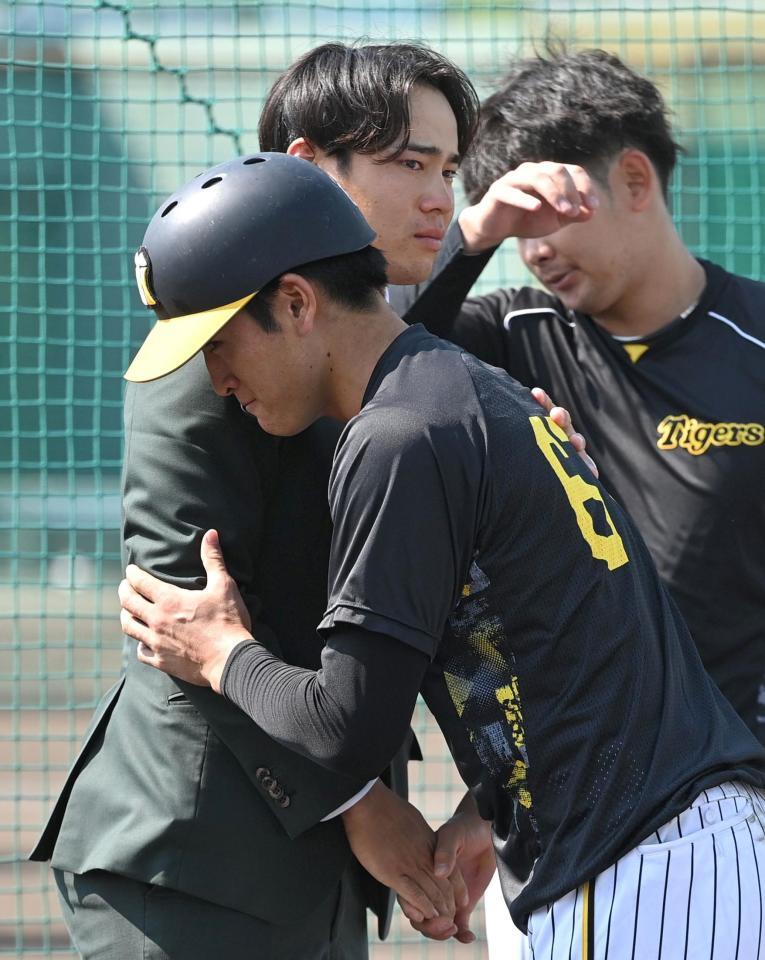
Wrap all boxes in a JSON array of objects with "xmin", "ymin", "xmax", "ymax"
[
  {"xmin": 316, "ymin": 324, "xmax": 765, "ymax": 928},
  {"xmin": 394, "ymin": 239, "xmax": 765, "ymax": 743}
]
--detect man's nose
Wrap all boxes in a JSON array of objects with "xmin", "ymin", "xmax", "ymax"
[
  {"xmin": 519, "ymin": 235, "xmax": 556, "ymax": 266},
  {"xmin": 420, "ymin": 173, "xmax": 454, "ymax": 216},
  {"xmin": 203, "ymin": 353, "xmax": 239, "ymax": 397}
]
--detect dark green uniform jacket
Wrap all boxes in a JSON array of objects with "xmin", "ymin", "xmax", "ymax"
[{"xmin": 31, "ymin": 354, "xmax": 418, "ymax": 935}]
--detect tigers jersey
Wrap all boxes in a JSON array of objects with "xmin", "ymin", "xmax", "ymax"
[
  {"xmin": 395, "ymin": 246, "xmax": 765, "ymax": 743},
  {"xmin": 318, "ymin": 324, "xmax": 765, "ymax": 930}
]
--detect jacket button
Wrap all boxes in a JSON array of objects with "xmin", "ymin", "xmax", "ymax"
[
  {"xmin": 268, "ymin": 783, "xmax": 284, "ymax": 800},
  {"xmin": 278, "ymin": 795, "xmax": 291, "ymax": 808},
  {"xmin": 261, "ymin": 775, "xmax": 275, "ymax": 791},
  {"xmin": 255, "ymin": 767, "xmax": 271, "ymax": 782}
]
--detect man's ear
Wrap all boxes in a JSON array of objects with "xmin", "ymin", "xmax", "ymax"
[
  {"xmin": 287, "ymin": 138, "xmax": 317, "ymax": 163},
  {"xmin": 273, "ymin": 273, "xmax": 317, "ymax": 336},
  {"xmin": 287, "ymin": 138, "xmax": 336, "ymax": 173},
  {"xmin": 617, "ymin": 149, "xmax": 656, "ymax": 211}
]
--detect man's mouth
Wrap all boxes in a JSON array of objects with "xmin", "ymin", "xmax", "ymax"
[
  {"xmin": 540, "ymin": 268, "xmax": 576, "ymax": 291},
  {"xmin": 414, "ymin": 228, "xmax": 445, "ymax": 251}
]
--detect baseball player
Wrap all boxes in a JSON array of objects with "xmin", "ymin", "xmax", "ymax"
[
  {"xmin": 119, "ymin": 152, "xmax": 765, "ymax": 959},
  {"xmin": 395, "ymin": 48, "xmax": 765, "ymax": 746},
  {"xmin": 389, "ymin": 47, "xmax": 765, "ymax": 954}
]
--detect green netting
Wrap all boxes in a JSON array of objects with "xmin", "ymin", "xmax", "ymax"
[{"xmin": 2, "ymin": 1, "xmax": 763, "ymax": 955}]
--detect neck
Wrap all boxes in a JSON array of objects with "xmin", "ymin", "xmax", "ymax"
[
  {"xmin": 322, "ymin": 298, "xmax": 408, "ymax": 422},
  {"xmin": 593, "ymin": 223, "xmax": 706, "ymax": 338}
]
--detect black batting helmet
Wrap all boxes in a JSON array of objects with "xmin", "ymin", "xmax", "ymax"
[{"xmin": 125, "ymin": 152, "xmax": 376, "ymax": 382}]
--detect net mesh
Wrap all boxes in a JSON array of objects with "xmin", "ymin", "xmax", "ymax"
[{"xmin": 2, "ymin": 1, "xmax": 763, "ymax": 955}]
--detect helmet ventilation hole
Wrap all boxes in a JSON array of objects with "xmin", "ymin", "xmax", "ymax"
[
  {"xmin": 201, "ymin": 176, "xmax": 223, "ymax": 189},
  {"xmin": 161, "ymin": 200, "xmax": 178, "ymax": 217},
  {"xmin": 243, "ymin": 157, "xmax": 266, "ymax": 165}
]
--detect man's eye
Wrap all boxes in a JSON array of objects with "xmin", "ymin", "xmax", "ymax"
[
  {"xmin": 204, "ymin": 341, "xmax": 221, "ymax": 354},
  {"xmin": 401, "ymin": 158, "xmax": 423, "ymax": 171},
  {"xmin": 443, "ymin": 169, "xmax": 460, "ymax": 182}
]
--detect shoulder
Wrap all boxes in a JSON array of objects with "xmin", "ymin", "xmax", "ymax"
[
  {"xmin": 126, "ymin": 352, "xmax": 263, "ymax": 441},
  {"xmin": 497, "ymin": 286, "xmax": 571, "ymax": 329},
  {"xmin": 465, "ymin": 284, "xmax": 570, "ymax": 331},
  {"xmin": 340, "ymin": 393, "xmax": 479, "ymax": 469},
  {"xmin": 334, "ymin": 371, "xmax": 485, "ymax": 491},
  {"xmin": 702, "ymin": 261, "xmax": 765, "ymax": 346},
  {"xmin": 127, "ymin": 352, "xmax": 221, "ymax": 419},
  {"xmin": 328, "ymin": 386, "xmax": 487, "ymax": 569}
]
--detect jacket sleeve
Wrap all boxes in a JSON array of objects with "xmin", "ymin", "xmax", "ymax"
[{"xmin": 122, "ymin": 353, "xmax": 371, "ymax": 832}]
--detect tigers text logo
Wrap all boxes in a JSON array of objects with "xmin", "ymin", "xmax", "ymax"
[{"xmin": 657, "ymin": 414, "xmax": 765, "ymax": 456}]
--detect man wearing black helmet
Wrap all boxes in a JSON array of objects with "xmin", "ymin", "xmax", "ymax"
[
  {"xmin": 32, "ymin": 44, "xmax": 482, "ymax": 959},
  {"xmin": 32, "ymin": 43, "xmax": 594, "ymax": 957},
  {"xmin": 120, "ymin": 152, "xmax": 765, "ymax": 960}
]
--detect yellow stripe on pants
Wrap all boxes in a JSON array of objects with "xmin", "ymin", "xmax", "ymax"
[{"xmin": 581, "ymin": 880, "xmax": 593, "ymax": 960}]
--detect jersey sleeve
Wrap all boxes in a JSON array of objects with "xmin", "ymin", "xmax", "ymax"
[{"xmin": 319, "ymin": 408, "xmax": 485, "ymax": 657}]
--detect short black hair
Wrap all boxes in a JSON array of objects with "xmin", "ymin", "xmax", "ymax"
[
  {"xmin": 247, "ymin": 245, "xmax": 389, "ymax": 332},
  {"xmin": 258, "ymin": 41, "xmax": 479, "ymax": 165},
  {"xmin": 463, "ymin": 47, "xmax": 681, "ymax": 204}
]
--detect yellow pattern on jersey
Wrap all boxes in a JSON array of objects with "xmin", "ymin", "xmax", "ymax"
[{"xmin": 496, "ymin": 680, "xmax": 532, "ymax": 808}]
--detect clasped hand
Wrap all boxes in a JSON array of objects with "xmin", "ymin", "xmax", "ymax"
[{"xmin": 343, "ymin": 783, "xmax": 495, "ymax": 943}]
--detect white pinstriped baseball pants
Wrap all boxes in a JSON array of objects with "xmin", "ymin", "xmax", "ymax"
[{"xmin": 488, "ymin": 781, "xmax": 765, "ymax": 960}]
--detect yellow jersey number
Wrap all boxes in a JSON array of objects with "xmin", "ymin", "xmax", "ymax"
[{"xmin": 529, "ymin": 416, "xmax": 629, "ymax": 571}]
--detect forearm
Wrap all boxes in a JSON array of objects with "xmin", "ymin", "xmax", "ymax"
[{"xmin": 221, "ymin": 627, "xmax": 429, "ymax": 781}]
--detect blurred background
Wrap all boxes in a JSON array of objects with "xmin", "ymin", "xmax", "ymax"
[{"xmin": 1, "ymin": 0, "xmax": 763, "ymax": 955}]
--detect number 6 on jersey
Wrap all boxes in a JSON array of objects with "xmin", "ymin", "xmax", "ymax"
[{"xmin": 530, "ymin": 416, "xmax": 629, "ymax": 571}]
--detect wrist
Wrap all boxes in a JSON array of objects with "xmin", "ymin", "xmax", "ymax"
[
  {"xmin": 321, "ymin": 779, "xmax": 378, "ymax": 822},
  {"xmin": 206, "ymin": 631, "xmax": 256, "ymax": 693},
  {"xmin": 455, "ymin": 790, "xmax": 480, "ymax": 817},
  {"xmin": 341, "ymin": 778, "xmax": 387, "ymax": 827},
  {"xmin": 455, "ymin": 791, "xmax": 491, "ymax": 834},
  {"xmin": 457, "ymin": 205, "xmax": 496, "ymax": 255}
]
